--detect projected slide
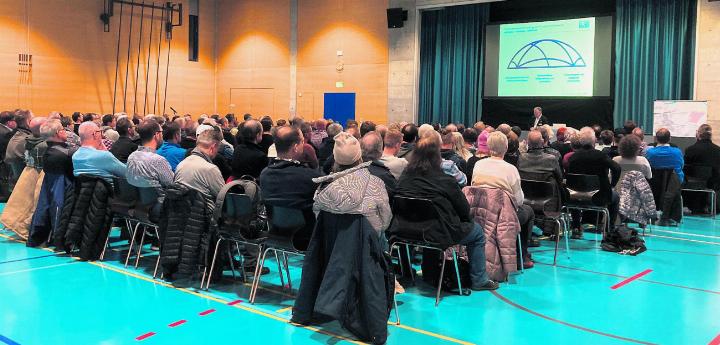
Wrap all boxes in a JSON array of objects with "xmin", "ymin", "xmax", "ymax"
[{"xmin": 498, "ymin": 18, "xmax": 595, "ymax": 97}]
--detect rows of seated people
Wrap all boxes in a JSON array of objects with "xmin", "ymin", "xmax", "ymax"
[{"xmin": 0, "ymin": 109, "xmax": 718, "ymax": 339}]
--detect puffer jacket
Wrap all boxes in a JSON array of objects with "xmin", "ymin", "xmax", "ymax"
[
  {"xmin": 159, "ymin": 183, "xmax": 212, "ymax": 279},
  {"xmin": 59, "ymin": 175, "xmax": 114, "ymax": 260},
  {"xmin": 463, "ymin": 186, "xmax": 519, "ymax": 282},
  {"xmin": 312, "ymin": 162, "xmax": 392, "ymax": 233},
  {"xmin": 619, "ymin": 171, "xmax": 657, "ymax": 225}
]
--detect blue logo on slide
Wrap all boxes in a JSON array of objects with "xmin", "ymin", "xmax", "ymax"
[{"xmin": 507, "ymin": 39, "xmax": 587, "ymax": 69}]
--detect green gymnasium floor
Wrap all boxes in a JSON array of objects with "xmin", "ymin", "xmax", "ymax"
[{"xmin": 1, "ymin": 209, "xmax": 719, "ymax": 345}]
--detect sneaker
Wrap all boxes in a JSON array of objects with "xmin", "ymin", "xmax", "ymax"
[{"xmin": 471, "ymin": 280, "xmax": 499, "ymax": 291}]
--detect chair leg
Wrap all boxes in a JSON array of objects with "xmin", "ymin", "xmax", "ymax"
[
  {"xmin": 517, "ymin": 233, "xmax": 524, "ymax": 273},
  {"xmin": 553, "ymin": 218, "xmax": 561, "ymax": 265},
  {"xmin": 450, "ymin": 248, "xmax": 462, "ymax": 295},
  {"xmin": 134, "ymin": 226, "xmax": 147, "ymax": 268},
  {"xmin": 274, "ymin": 250, "xmax": 285, "ymax": 288},
  {"xmin": 283, "ymin": 253, "xmax": 292, "ymax": 290},
  {"xmin": 404, "ymin": 244, "xmax": 415, "ymax": 283},
  {"xmin": 227, "ymin": 246, "xmax": 237, "ymax": 280},
  {"xmin": 99, "ymin": 224, "xmax": 113, "ymax": 261},
  {"xmin": 711, "ymin": 191, "xmax": 716, "ymax": 219},
  {"xmin": 435, "ymin": 253, "xmax": 447, "ymax": 307},
  {"xmin": 250, "ymin": 248, "xmax": 270, "ymax": 304},
  {"xmin": 393, "ymin": 245, "xmax": 405, "ymax": 278},
  {"xmin": 393, "ymin": 295, "xmax": 401, "ymax": 325},
  {"xmin": 236, "ymin": 243, "xmax": 246, "ymax": 284},
  {"xmin": 152, "ymin": 227, "xmax": 161, "ymax": 279},
  {"xmin": 204, "ymin": 238, "xmax": 223, "ymax": 290},
  {"xmin": 562, "ymin": 217, "xmax": 570, "ymax": 259},
  {"xmin": 124, "ymin": 222, "xmax": 141, "ymax": 267}
]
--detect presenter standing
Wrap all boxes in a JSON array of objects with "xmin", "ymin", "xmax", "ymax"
[{"xmin": 529, "ymin": 107, "xmax": 551, "ymax": 129}]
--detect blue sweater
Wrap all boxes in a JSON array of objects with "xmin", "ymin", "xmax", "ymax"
[
  {"xmin": 646, "ymin": 145, "xmax": 684, "ymax": 183},
  {"xmin": 72, "ymin": 146, "xmax": 127, "ymax": 182},
  {"xmin": 157, "ymin": 142, "xmax": 187, "ymax": 171}
]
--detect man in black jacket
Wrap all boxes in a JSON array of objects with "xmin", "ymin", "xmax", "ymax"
[
  {"xmin": 397, "ymin": 123, "xmax": 418, "ymax": 160},
  {"xmin": 528, "ymin": 106, "xmax": 551, "ymax": 129},
  {"xmin": 318, "ymin": 123, "xmax": 342, "ymax": 170},
  {"xmin": 110, "ymin": 117, "xmax": 138, "ymax": 163},
  {"xmin": 567, "ymin": 128, "xmax": 621, "ymax": 238},
  {"xmin": 684, "ymin": 124, "xmax": 720, "ymax": 214},
  {"xmin": 231, "ymin": 120, "xmax": 267, "ymax": 179}
]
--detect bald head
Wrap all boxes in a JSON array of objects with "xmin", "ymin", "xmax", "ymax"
[
  {"xmin": 29, "ymin": 117, "xmax": 48, "ymax": 137},
  {"xmin": 655, "ymin": 128, "xmax": 671, "ymax": 144},
  {"xmin": 273, "ymin": 126, "xmax": 303, "ymax": 159},
  {"xmin": 79, "ymin": 121, "xmax": 102, "ymax": 148},
  {"xmin": 632, "ymin": 127, "xmax": 644, "ymax": 140},
  {"xmin": 361, "ymin": 131, "xmax": 383, "ymax": 161},
  {"xmin": 527, "ymin": 130, "xmax": 544, "ymax": 150}
]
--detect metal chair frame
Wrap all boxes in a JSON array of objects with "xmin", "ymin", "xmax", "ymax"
[
  {"xmin": 563, "ymin": 174, "xmax": 611, "ymax": 238},
  {"xmin": 520, "ymin": 179, "xmax": 572, "ymax": 265}
]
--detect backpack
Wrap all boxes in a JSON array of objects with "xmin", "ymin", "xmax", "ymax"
[
  {"xmin": 421, "ymin": 246, "xmax": 472, "ymax": 291},
  {"xmin": 213, "ymin": 178, "xmax": 266, "ymax": 240},
  {"xmin": 601, "ymin": 224, "xmax": 647, "ymax": 255}
]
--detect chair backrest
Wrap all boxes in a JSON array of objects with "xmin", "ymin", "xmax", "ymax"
[
  {"xmin": 521, "ymin": 179, "xmax": 555, "ymax": 199},
  {"xmin": 266, "ymin": 205, "xmax": 308, "ymax": 250},
  {"xmin": 649, "ymin": 168, "xmax": 677, "ymax": 200},
  {"xmin": 565, "ymin": 174, "xmax": 601, "ymax": 192},
  {"xmin": 112, "ymin": 177, "xmax": 139, "ymax": 204},
  {"xmin": 392, "ymin": 196, "xmax": 441, "ymax": 242},
  {"xmin": 223, "ymin": 193, "xmax": 255, "ymax": 218}
]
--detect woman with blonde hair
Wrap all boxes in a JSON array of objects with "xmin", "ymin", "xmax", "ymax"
[{"xmin": 451, "ymin": 131, "xmax": 472, "ymax": 161}]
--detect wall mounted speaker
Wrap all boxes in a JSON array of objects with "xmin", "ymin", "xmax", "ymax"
[{"xmin": 387, "ymin": 8, "xmax": 408, "ymax": 29}]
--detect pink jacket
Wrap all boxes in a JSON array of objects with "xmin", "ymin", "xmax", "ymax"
[{"xmin": 462, "ymin": 186, "xmax": 520, "ymax": 282}]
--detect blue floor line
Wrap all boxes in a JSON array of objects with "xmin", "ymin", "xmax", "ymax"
[
  {"xmin": 0, "ymin": 253, "xmax": 61, "ymax": 265},
  {"xmin": 0, "ymin": 334, "xmax": 20, "ymax": 345}
]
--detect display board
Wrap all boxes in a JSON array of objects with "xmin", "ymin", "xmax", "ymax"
[{"xmin": 653, "ymin": 100, "xmax": 708, "ymax": 138}]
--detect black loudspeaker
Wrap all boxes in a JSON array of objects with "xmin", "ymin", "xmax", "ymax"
[{"xmin": 387, "ymin": 8, "xmax": 408, "ymax": 28}]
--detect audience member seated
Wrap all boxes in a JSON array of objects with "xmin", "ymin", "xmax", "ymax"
[
  {"xmin": 567, "ymin": 128, "xmax": 621, "ymax": 238},
  {"xmin": 110, "ymin": 117, "xmax": 138, "ymax": 163},
  {"xmin": 646, "ymin": 128, "xmax": 684, "ymax": 183},
  {"xmin": 537, "ymin": 125, "xmax": 561, "ymax": 160},
  {"xmin": 157, "ymin": 122, "xmax": 187, "ymax": 171},
  {"xmin": 397, "ymin": 124, "xmax": 418, "ymax": 160},
  {"xmin": 597, "ymin": 130, "xmax": 613, "ymax": 152},
  {"xmin": 452, "ymin": 132, "xmax": 472, "ymax": 162},
  {"xmin": 440, "ymin": 129, "xmax": 467, "ymax": 174},
  {"xmin": 684, "ymin": 124, "xmax": 720, "ymax": 214},
  {"xmin": 472, "ymin": 132, "xmax": 536, "ymax": 266},
  {"xmin": 258, "ymin": 116, "xmax": 274, "ymax": 153},
  {"xmin": 379, "ymin": 129, "xmax": 408, "ymax": 180},
  {"xmin": 126, "ymin": 120, "xmax": 174, "ymax": 214},
  {"xmin": 72, "ymin": 122, "xmax": 127, "ymax": 184},
  {"xmin": 562, "ymin": 131, "xmax": 581, "ymax": 171},
  {"xmin": 0, "ymin": 112, "xmax": 16, "ymax": 196},
  {"xmin": 195, "ymin": 124, "xmax": 233, "ymax": 180},
  {"xmin": 309, "ymin": 119, "xmax": 328, "ymax": 149},
  {"xmin": 360, "ymin": 121, "xmax": 376, "ymax": 137},
  {"xmin": 231, "ymin": 120, "xmax": 268, "ymax": 179},
  {"xmin": 467, "ymin": 130, "xmax": 490, "ymax": 181},
  {"xmin": 504, "ymin": 132, "xmax": 520, "ymax": 167},
  {"xmin": 394, "ymin": 134, "xmax": 498, "ymax": 290},
  {"xmin": 174, "ymin": 127, "xmax": 224, "ymax": 209},
  {"xmin": 318, "ymin": 123, "xmax": 342, "ymax": 171},
  {"xmin": 613, "ymin": 135, "xmax": 652, "ymax": 180},
  {"xmin": 5, "ymin": 110, "xmax": 33, "ymax": 184},
  {"xmin": 632, "ymin": 127, "xmax": 648, "ymax": 156},
  {"xmin": 313, "ymin": 132, "xmax": 392, "ymax": 232},
  {"xmin": 294, "ymin": 122, "xmax": 319, "ymax": 170},
  {"xmin": 462, "ymin": 128, "xmax": 478, "ymax": 156},
  {"xmin": 360, "ymin": 131, "xmax": 396, "ymax": 198},
  {"xmin": 551, "ymin": 127, "xmax": 572, "ymax": 165},
  {"xmin": 260, "ymin": 126, "xmax": 322, "ymax": 236}
]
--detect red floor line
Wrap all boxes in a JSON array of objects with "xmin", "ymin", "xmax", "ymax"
[
  {"xmin": 199, "ymin": 309, "xmax": 216, "ymax": 316},
  {"xmin": 611, "ymin": 269, "xmax": 653, "ymax": 290},
  {"xmin": 168, "ymin": 320, "xmax": 186, "ymax": 328},
  {"xmin": 709, "ymin": 333, "xmax": 720, "ymax": 345},
  {"xmin": 227, "ymin": 299, "xmax": 243, "ymax": 305},
  {"xmin": 135, "ymin": 332, "xmax": 156, "ymax": 341},
  {"xmin": 490, "ymin": 291, "xmax": 657, "ymax": 345}
]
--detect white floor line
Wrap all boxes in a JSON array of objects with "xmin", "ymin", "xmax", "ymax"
[
  {"xmin": 643, "ymin": 233, "xmax": 720, "ymax": 246},
  {"xmin": 0, "ymin": 262, "xmax": 76, "ymax": 276},
  {"xmin": 649, "ymin": 228, "xmax": 720, "ymax": 240}
]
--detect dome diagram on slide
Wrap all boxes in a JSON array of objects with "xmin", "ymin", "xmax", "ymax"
[{"xmin": 507, "ymin": 39, "xmax": 587, "ymax": 69}]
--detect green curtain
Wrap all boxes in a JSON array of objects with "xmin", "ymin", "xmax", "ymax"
[
  {"xmin": 418, "ymin": 4, "xmax": 489, "ymax": 126},
  {"xmin": 614, "ymin": 0, "xmax": 696, "ymax": 130}
]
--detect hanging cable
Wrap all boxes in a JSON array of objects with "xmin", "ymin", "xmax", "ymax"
[
  {"xmin": 111, "ymin": 1, "xmax": 124, "ymax": 114},
  {"xmin": 162, "ymin": 22, "xmax": 172, "ymax": 116},
  {"xmin": 153, "ymin": 8, "xmax": 164, "ymax": 114},
  {"xmin": 122, "ymin": 1, "xmax": 135, "ymax": 113},
  {"xmin": 132, "ymin": 0, "xmax": 146, "ymax": 116},
  {"xmin": 143, "ymin": 3, "xmax": 156, "ymax": 115}
]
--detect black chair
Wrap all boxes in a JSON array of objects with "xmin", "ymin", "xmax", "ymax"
[
  {"xmin": 682, "ymin": 165, "xmax": 716, "ymax": 218},
  {"xmin": 388, "ymin": 196, "xmax": 466, "ymax": 307},
  {"xmin": 521, "ymin": 179, "xmax": 570, "ymax": 265},
  {"xmin": 249, "ymin": 205, "xmax": 310, "ymax": 304},
  {"xmin": 201, "ymin": 192, "xmax": 267, "ymax": 290},
  {"xmin": 649, "ymin": 168, "xmax": 683, "ymax": 224},
  {"xmin": 100, "ymin": 178, "xmax": 139, "ymax": 261},
  {"xmin": 563, "ymin": 174, "xmax": 610, "ymax": 237},
  {"xmin": 124, "ymin": 187, "xmax": 162, "ymax": 278}
]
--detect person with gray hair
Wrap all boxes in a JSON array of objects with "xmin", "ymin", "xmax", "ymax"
[
  {"xmin": 174, "ymin": 127, "xmax": 225, "ymax": 205},
  {"xmin": 567, "ymin": 126, "xmax": 621, "ymax": 238},
  {"xmin": 361, "ymin": 131, "xmax": 396, "ymax": 198},
  {"xmin": 684, "ymin": 124, "xmax": 720, "ymax": 214},
  {"xmin": 471, "ymin": 131, "xmax": 536, "ymax": 268},
  {"xmin": 318, "ymin": 123, "xmax": 343, "ymax": 169},
  {"xmin": 41, "ymin": 119, "xmax": 75, "ymax": 179}
]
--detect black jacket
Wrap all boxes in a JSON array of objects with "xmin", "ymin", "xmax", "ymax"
[
  {"xmin": 392, "ymin": 170, "xmax": 473, "ymax": 248},
  {"xmin": 259, "ymin": 133, "xmax": 274, "ymax": 154},
  {"xmin": 110, "ymin": 136, "xmax": 138, "ymax": 163},
  {"xmin": 367, "ymin": 160, "xmax": 397, "ymax": 200},
  {"xmin": 43, "ymin": 141, "xmax": 75, "ymax": 178},
  {"xmin": 684, "ymin": 139, "xmax": 720, "ymax": 188},
  {"xmin": 317, "ymin": 137, "xmax": 335, "ymax": 168},
  {"xmin": 567, "ymin": 147, "xmax": 621, "ymax": 205},
  {"xmin": 231, "ymin": 142, "xmax": 268, "ymax": 179},
  {"xmin": 57, "ymin": 176, "xmax": 114, "ymax": 260},
  {"xmin": 397, "ymin": 142, "xmax": 414, "ymax": 160},
  {"xmin": 293, "ymin": 212, "xmax": 393, "ymax": 344},
  {"xmin": 0, "ymin": 124, "xmax": 13, "ymax": 161},
  {"xmin": 160, "ymin": 183, "xmax": 213, "ymax": 279},
  {"xmin": 528, "ymin": 115, "xmax": 551, "ymax": 129},
  {"xmin": 260, "ymin": 159, "xmax": 321, "ymax": 210}
]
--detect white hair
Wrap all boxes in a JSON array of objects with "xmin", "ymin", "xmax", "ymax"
[{"xmin": 487, "ymin": 131, "xmax": 508, "ymax": 157}]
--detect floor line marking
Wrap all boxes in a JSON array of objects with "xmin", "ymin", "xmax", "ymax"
[
  {"xmin": 276, "ymin": 306, "xmax": 293, "ymax": 313},
  {"xmin": 0, "ymin": 262, "xmax": 77, "ymax": 276},
  {"xmin": 198, "ymin": 309, "xmax": 216, "ymax": 316},
  {"xmin": 650, "ymin": 229, "xmax": 720, "ymax": 240},
  {"xmin": 168, "ymin": 320, "xmax": 186, "ymax": 328},
  {"xmin": 227, "ymin": 299, "xmax": 243, "ymax": 306},
  {"xmin": 135, "ymin": 332, "xmax": 156, "ymax": 341},
  {"xmin": 643, "ymin": 234, "xmax": 720, "ymax": 246},
  {"xmin": 611, "ymin": 269, "xmax": 652, "ymax": 290},
  {"xmin": 490, "ymin": 291, "xmax": 657, "ymax": 345},
  {"xmin": 0, "ymin": 253, "xmax": 62, "ymax": 265},
  {"xmin": 0, "ymin": 334, "xmax": 21, "ymax": 345},
  {"xmin": 708, "ymin": 333, "xmax": 720, "ymax": 345},
  {"xmin": 0, "ymin": 232, "xmax": 480, "ymax": 345},
  {"xmin": 649, "ymin": 249, "xmax": 720, "ymax": 257}
]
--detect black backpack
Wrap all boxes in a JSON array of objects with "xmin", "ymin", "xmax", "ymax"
[
  {"xmin": 420, "ymin": 249, "xmax": 472, "ymax": 292},
  {"xmin": 213, "ymin": 178, "xmax": 266, "ymax": 240},
  {"xmin": 601, "ymin": 224, "xmax": 647, "ymax": 255}
]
